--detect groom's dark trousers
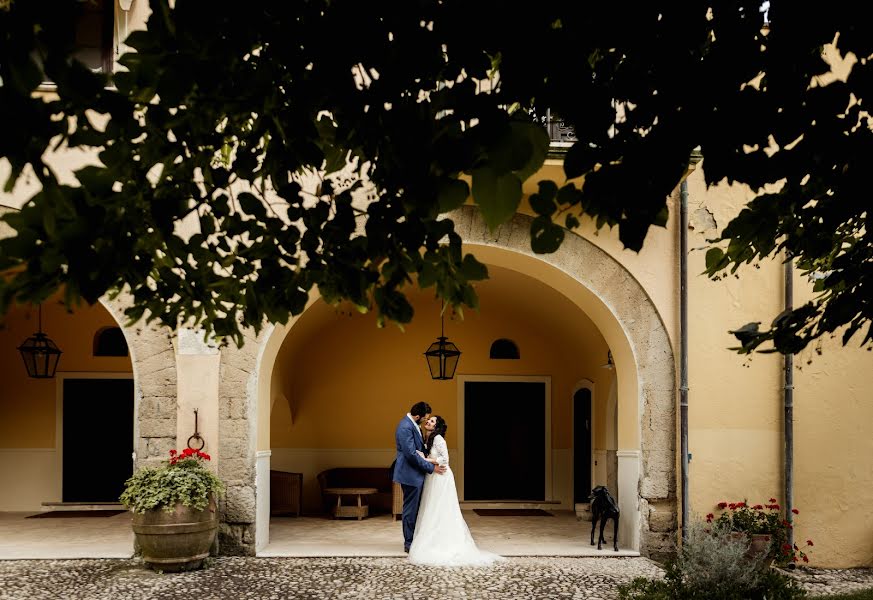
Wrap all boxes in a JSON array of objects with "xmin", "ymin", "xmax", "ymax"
[
  {"xmin": 392, "ymin": 415, "xmax": 435, "ymax": 550},
  {"xmin": 400, "ymin": 483, "xmax": 422, "ymax": 549}
]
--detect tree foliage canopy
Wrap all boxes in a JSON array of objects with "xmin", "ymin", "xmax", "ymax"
[{"xmin": 0, "ymin": 0, "xmax": 870, "ymax": 352}]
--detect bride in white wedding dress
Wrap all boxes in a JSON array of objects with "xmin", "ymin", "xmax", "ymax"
[{"xmin": 407, "ymin": 416, "xmax": 504, "ymax": 567}]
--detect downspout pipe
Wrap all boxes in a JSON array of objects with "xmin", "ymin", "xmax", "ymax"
[
  {"xmin": 679, "ymin": 181, "xmax": 690, "ymax": 540},
  {"xmin": 784, "ymin": 258, "xmax": 794, "ymax": 550}
]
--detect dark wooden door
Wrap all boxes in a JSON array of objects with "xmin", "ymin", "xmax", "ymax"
[
  {"xmin": 63, "ymin": 378, "xmax": 134, "ymax": 502},
  {"xmin": 573, "ymin": 388, "xmax": 592, "ymax": 504},
  {"xmin": 464, "ymin": 381, "xmax": 545, "ymax": 501}
]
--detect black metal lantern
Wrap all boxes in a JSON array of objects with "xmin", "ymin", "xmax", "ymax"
[
  {"xmin": 424, "ymin": 305, "xmax": 461, "ymax": 380},
  {"xmin": 18, "ymin": 304, "xmax": 62, "ymax": 379}
]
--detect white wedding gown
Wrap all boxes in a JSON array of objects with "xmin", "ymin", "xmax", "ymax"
[{"xmin": 408, "ymin": 435, "xmax": 504, "ymax": 567}]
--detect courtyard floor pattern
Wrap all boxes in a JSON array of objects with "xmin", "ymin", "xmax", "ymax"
[{"xmin": 2, "ymin": 557, "xmax": 873, "ymax": 600}]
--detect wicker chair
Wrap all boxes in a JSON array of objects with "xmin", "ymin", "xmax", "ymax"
[
  {"xmin": 270, "ymin": 470, "xmax": 303, "ymax": 517},
  {"xmin": 392, "ymin": 481, "xmax": 403, "ymax": 521}
]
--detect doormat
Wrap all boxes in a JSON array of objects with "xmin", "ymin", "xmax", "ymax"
[
  {"xmin": 26, "ymin": 510, "xmax": 127, "ymax": 519},
  {"xmin": 473, "ymin": 509, "xmax": 554, "ymax": 517}
]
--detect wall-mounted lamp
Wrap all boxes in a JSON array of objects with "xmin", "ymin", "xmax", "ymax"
[
  {"xmin": 18, "ymin": 304, "xmax": 62, "ymax": 378},
  {"xmin": 600, "ymin": 350, "xmax": 614, "ymax": 370}
]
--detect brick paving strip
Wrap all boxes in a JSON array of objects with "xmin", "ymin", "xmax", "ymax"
[{"xmin": 0, "ymin": 557, "xmax": 871, "ymax": 600}]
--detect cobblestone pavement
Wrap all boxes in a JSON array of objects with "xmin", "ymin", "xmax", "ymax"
[{"xmin": 0, "ymin": 557, "xmax": 872, "ymax": 600}]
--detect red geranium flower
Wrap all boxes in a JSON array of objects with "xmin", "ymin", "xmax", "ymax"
[
  {"xmin": 791, "ymin": 508, "xmax": 800, "ymax": 515},
  {"xmin": 717, "ymin": 502, "xmax": 728, "ymax": 509},
  {"xmin": 807, "ymin": 540, "xmax": 814, "ymax": 546}
]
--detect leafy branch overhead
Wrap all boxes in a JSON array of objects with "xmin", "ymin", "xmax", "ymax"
[{"xmin": 0, "ymin": 1, "xmax": 870, "ymax": 353}]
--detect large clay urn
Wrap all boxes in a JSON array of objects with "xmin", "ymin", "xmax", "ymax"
[
  {"xmin": 131, "ymin": 496, "xmax": 217, "ymax": 572},
  {"xmin": 729, "ymin": 532, "xmax": 774, "ymax": 567}
]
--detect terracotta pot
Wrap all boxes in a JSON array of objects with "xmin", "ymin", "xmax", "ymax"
[
  {"xmin": 131, "ymin": 497, "xmax": 217, "ymax": 572},
  {"xmin": 730, "ymin": 532, "xmax": 774, "ymax": 565}
]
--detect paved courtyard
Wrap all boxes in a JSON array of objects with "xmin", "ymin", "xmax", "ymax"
[{"xmin": 2, "ymin": 557, "xmax": 873, "ymax": 600}]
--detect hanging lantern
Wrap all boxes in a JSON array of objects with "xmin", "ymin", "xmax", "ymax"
[
  {"xmin": 18, "ymin": 304, "xmax": 62, "ymax": 378},
  {"xmin": 424, "ymin": 304, "xmax": 461, "ymax": 380}
]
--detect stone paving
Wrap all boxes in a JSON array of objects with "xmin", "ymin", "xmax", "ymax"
[{"xmin": 1, "ymin": 557, "xmax": 872, "ymax": 600}]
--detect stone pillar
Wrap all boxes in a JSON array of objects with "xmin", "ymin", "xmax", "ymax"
[
  {"xmin": 617, "ymin": 449, "xmax": 641, "ymax": 551},
  {"xmin": 217, "ymin": 326, "xmax": 262, "ymax": 556}
]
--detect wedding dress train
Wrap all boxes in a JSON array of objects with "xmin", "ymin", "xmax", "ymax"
[{"xmin": 407, "ymin": 434, "xmax": 503, "ymax": 567}]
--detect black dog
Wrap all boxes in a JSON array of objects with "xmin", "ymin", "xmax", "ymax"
[{"xmin": 589, "ymin": 485, "xmax": 620, "ymax": 551}]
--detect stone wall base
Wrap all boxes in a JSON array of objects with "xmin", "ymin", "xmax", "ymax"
[{"xmin": 218, "ymin": 522, "xmax": 256, "ymax": 556}]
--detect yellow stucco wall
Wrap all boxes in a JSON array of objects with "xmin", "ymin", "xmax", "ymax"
[
  {"xmin": 0, "ymin": 297, "xmax": 132, "ymax": 448},
  {"xmin": 271, "ymin": 265, "xmax": 610, "ymax": 452},
  {"xmin": 683, "ymin": 169, "xmax": 873, "ymax": 567}
]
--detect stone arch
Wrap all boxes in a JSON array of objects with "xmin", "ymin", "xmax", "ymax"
[
  {"xmin": 98, "ymin": 295, "xmax": 178, "ymax": 469},
  {"xmin": 452, "ymin": 206, "xmax": 676, "ymax": 556},
  {"xmin": 231, "ymin": 206, "xmax": 675, "ymax": 557}
]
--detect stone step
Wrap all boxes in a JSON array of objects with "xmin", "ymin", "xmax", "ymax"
[{"xmin": 41, "ymin": 502, "xmax": 125, "ymax": 511}]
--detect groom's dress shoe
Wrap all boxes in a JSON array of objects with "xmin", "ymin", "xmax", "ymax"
[{"xmin": 404, "ymin": 547, "xmax": 409, "ymax": 553}]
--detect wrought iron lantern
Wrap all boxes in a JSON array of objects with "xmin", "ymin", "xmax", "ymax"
[
  {"xmin": 424, "ymin": 305, "xmax": 461, "ymax": 380},
  {"xmin": 18, "ymin": 304, "xmax": 62, "ymax": 378}
]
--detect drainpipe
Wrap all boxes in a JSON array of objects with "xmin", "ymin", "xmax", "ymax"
[
  {"xmin": 679, "ymin": 180, "xmax": 690, "ymax": 541},
  {"xmin": 784, "ymin": 257, "xmax": 794, "ymax": 549}
]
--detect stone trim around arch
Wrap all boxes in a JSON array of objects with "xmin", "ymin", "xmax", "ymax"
[
  {"xmin": 228, "ymin": 206, "xmax": 677, "ymax": 558},
  {"xmin": 99, "ymin": 295, "xmax": 178, "ymax": 470},
  {"xmin": 449, "ymin": 206, "xmax": 677, "ymax": 558}
]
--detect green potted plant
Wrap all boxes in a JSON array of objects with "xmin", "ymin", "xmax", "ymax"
[
  {"xmin": 120, "ymin": 448, "xmax": 225, "ymax": 572},
  {"xmin": 707, "ymin": 498, "xmax": 813, "ymax": 567}
]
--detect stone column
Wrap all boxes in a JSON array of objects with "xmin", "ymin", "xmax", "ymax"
[{"xmin": 217, "ymin": 326, "xmax": 262, "ymax": 555}]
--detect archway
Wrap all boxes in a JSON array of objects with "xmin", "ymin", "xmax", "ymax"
[
  {"xmin": 244, "ymin": 207, "xmax": 676, "ymax": 556},
  {"xmin": 0, "ymin": 292, "xmax": 177, "ymax": 558}
]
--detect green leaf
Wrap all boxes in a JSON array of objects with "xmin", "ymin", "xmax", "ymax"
[
  {"xmin": 418, "ymin": 261, "xmax": 438, "ymax": 288},
  {"xmin": 529, "ymin": 192, "xmax": 556, "ymax": 217},
  {"xmin": 472, "ymin": 167, "xmax": 522, "ymax": 231},
  {"xmin": 531, "ymin": 216, "xmax": 565, "ymax": 254},
  {"xmin": 537, "ymin": 180, "xmax": 558, "ymax": 202},
  {"xmin": 705, "ymin": 248, "xmax": 727, "ymax": 273},
  {"xmin": 237, "ymin": 192, "xmax": 267, "ymax": 220},
  {"xmin": 460, "ymin": 254, "xmax": 488, "ymax": 281},
  {"xmin": 513, "ymin": 122, "xmax": 550, "ymax": 183},
  {"xmin": 437, "ymin": 179, "xmax": 470, "ymax": 213},
  {"xmin": 565, "ymin": 214, "xmax": 580, "ymax": 230}
]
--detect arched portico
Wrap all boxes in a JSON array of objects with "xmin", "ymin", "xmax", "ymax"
[
  {"xmin": 0, "ymin": 292, "xmax": 176, "ymax": 516},
  {"xmin": 241, "ymin": 206, "xmax": 676, "ymax": 557}
]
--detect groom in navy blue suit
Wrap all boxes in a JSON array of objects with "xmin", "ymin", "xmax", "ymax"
[{"xmin": 392, "ymin": 401, "xmax": 446, "ymax": 552}]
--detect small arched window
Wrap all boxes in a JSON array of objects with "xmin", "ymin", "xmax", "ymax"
[
  {"xmin": 489, "ymin": 338, "xmax": 520, "ymax": 359},
  {"xmin": 93, "ymin": 326, "xmax": 129, "ymax": 357}
]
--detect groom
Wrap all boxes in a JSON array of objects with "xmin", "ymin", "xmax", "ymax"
[{"xmin": 392, "ymin": 401, "xmax": 446, "ymax": 552}]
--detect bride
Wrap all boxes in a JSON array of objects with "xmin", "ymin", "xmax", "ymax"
[{"xmin": 408, "ymin": 415, "xmax": 504, "ymax": 567}]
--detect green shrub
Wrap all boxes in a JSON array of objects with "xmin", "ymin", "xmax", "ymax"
[
  {"xmin": 618, "ymin": 519, "xmax": 807, "ymax": 600},
  {"xmin": 120, "ymin": 449, "xmax": 224, "ymax": 513}
]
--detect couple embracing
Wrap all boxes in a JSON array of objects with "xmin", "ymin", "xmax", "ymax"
[{"xmin": 392, "ymin": 401, "xmax": 503, "ymax": 567}]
